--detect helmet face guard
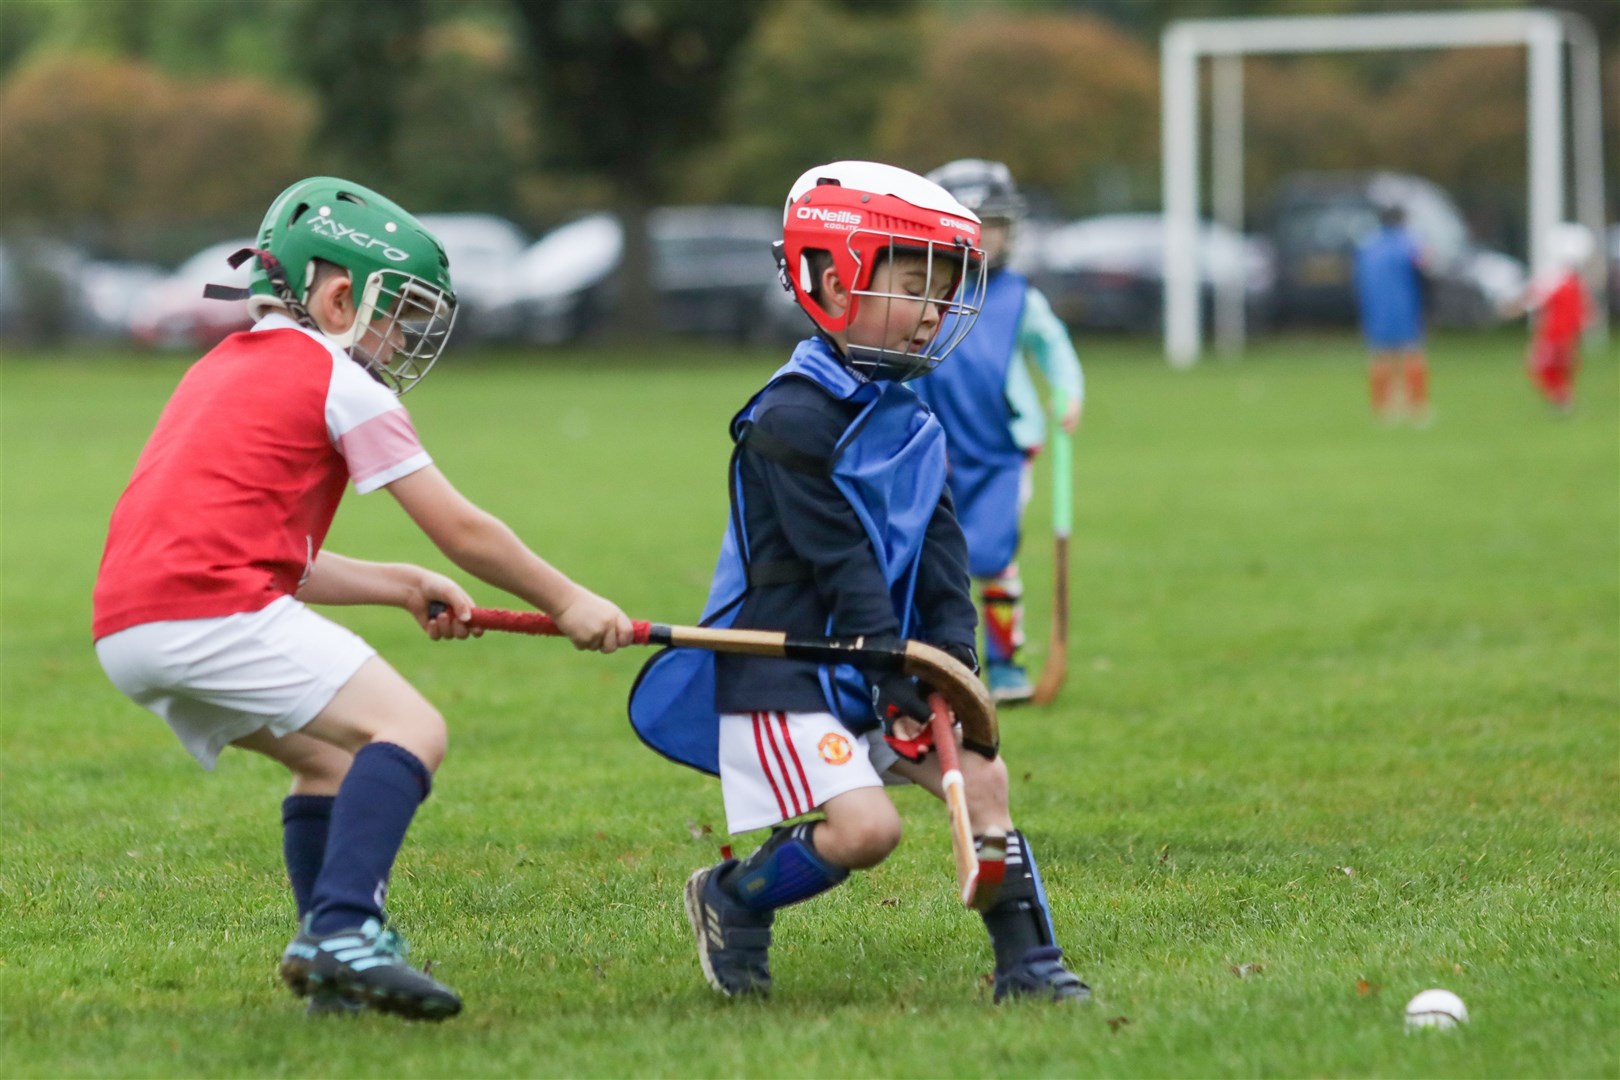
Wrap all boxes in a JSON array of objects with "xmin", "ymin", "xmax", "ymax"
[
  {"xmin": 841, "ymin": 231, "xmax": 986, "ymax": 382},
  {"xmin": 780, "ymin": 161, "xmax": 987, "ymax": 382},
  {"xmin": 346, "ymin": 269, "xmax": 458, "ymax": 395}
]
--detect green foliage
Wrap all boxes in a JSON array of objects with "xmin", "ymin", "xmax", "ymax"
[
  {"xmin": 2, "ymin": 335, "xmax": 1617, "ymax": 1076},
  {"xmin": 508, "ymin": 0, "xmax": 765, "ymax": 197},
  {"xmin": 290, "ymin": 0, "xmax": 430, "ymax": 193},
  {"xmin": 0, "ymin": 0, "xmax": 1613, "ymax": 249},
  {"xmin": 0, "ymin": 52, "xmax": 313, "ymax": 254},
  {"xmin": 394, "ymin": 19, "xmax": 537, "ymax": 216},
  {"xmin": 877, "ymin": 12, "xmax": 1159, "ymax": 214},
  {"xmin": 689, "ymin": 0, "xmax": 925, "ymax": 205}
]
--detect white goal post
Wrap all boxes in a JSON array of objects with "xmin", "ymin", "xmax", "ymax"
[{"xmin": 1161, "ymin": 9, "xmax": 1608, "ymax": 365}]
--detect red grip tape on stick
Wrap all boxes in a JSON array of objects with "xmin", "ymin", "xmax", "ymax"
[{"xmin": 461, "ymin": 605, "xmax": 653, "ymax": 646}]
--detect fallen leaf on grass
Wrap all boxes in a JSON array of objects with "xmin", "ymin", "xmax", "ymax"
[
  {"xmin": 879, "ymin": 897, "xmax": 900, "ymax": 907},
  {"xmin": 1106, "ymin": 1015, "xmax": 1131, "ymax": 1032},
  {"xmin": 1158, "ymin": 845, "xmax": 1171, "ymax": 865},
  {"xmin": 1356, "ymin": 979, "xmax": 1380, "ymax": 996},
  {"xmin": 1230, "ymin": 963, "xmax": 1264, "ymax": 978},
  {"xmin": 685, "ymin": 819, "xmax": 712, "ymax": 839},
  {"xmin": 1335, "ymin": 865, "xmax": 1355, "ymax": 877}
]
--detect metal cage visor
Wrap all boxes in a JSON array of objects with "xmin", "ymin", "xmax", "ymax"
[
  {"xmin": 844, "ymin": 232, "xmax": 986, "ymax": 382},
  {"xmin": 354, "ymin": 270, "xmax": 458, "ymax": 395}
]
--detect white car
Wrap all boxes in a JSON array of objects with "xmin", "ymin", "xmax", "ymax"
[
  {"xmin": 507, "ymin": 213, "xmax": 624, "ymax": 344},
  {"xmin": 417, "ymin": 213, "xmax": 529, "ymax": 342}
]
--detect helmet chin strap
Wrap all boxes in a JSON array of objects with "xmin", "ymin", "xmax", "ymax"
[{"xmin": 219, "ymin": 247, "xmax": 320, "ymax": 333}]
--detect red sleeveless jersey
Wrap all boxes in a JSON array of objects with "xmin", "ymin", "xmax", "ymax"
[{"xmin": 93, "ymin": 315, "xmax": 429, "ymax": 639}]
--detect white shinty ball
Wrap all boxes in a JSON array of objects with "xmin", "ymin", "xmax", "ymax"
[{"xmin": 1404, "ymin": 988, "xmax": 1469, "ymax": 1031}]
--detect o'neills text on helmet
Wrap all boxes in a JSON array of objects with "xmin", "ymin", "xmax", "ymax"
[
  {"xmin": 796, "ymin": 206, "xmax": 863, "ymax": 228},
  {"xmin": 308, "ymin": 218, "xmax": 411, "ymax": 262},
  {"xmin": 939, "ymin": 216, "xmax": 977, "ymax": 233}
]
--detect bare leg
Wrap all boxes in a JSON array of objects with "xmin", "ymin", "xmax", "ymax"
[
  {"xmin": 815, "ymin": 786, "xmax": 904, "ymax": 869},
  {"xmin": 1400, "ymin": 346, "xmax": 1430, "ymax": 423},
  {"xmin": 1368, "ymin": 350, "xmax": 1397, "ymax": 418},
  {"xmin": 299, "ymin": 655, "xmax": 447, "ymax": 771},
  {"xmin": 887, "ymin": 732, "xmax": 1013, "ymax": 835},
  {"xmin": 232, "ymin": 727, "xmax": 354, "ymax": 795}
]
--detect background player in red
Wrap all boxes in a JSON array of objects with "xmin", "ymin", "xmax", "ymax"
[
  {"xmin": 1507, "ymin": 223, "xmax": 1595, "ymax": 416},
  {"xmin": 92, "ymin": 176, "xmax": 634, "ymax": 1020}
]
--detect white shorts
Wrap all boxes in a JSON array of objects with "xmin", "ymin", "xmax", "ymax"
[
  {"xmin": 718, "ymin": 711, "xmax": 906, "ymax": 835},
  {"xmin": 95, "ymin": 596, "xmax": 375, "ymax": 770}
]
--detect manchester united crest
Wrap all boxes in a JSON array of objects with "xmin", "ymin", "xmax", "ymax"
[{"xmin": 818, "ymin": 732, "xmax": 852, "ymax": 765}]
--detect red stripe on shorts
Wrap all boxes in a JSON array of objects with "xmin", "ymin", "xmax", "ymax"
[
  {"xmin": 752, "ymin": 712, "xmax": 791, "ymax": 819},
  {"xmin": 777, "ymin": 712, "xmax": 815, "ymax": 808},
  {"xmin": 760, "ymin": 712, "xmax": 804, "ymax": 816}
]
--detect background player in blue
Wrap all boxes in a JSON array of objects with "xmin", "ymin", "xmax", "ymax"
[
  {"xmin": 917, "ymin": 160, "xmax": 1084, "ymax": 704},
  {"xmin": 629, "ymin": 160, "xmax": 1089, "ymax": 1005},
  {"xmin": 1353, "ymin": 202, "xmax": 1431, "ymax": 424}
]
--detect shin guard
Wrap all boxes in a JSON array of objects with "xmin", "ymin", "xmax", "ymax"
[
  {"xmin": 980, "ymin": 830, "xmax": 1057, "ymax": 971},
  {"xmin": 981, "ymin": 572, "xmax": 1026, "ymax": 667},
  {"xmin": 722, "ymin": 821, "xmax": 848, "ymax": 912}
]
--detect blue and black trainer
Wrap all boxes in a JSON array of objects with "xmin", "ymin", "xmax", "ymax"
[
  {"xmin": 987, "ymin": 661, "xmax": 1035, "ymax": 705},
  {"xmin": 684, "ymin": 861, "xmax": 774, "ymax": 997},
  {"xmin": 994, "ymin": 946, "xmax": 1091, "ymax": 1004},
  {"xmin": 280, "ymin": 916, "xmax": 462, "ymax": 1021}
]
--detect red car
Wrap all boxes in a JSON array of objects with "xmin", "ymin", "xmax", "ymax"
[{"xmin": 131, "ymin": 239, "xmax": 255, "ymax": 349}]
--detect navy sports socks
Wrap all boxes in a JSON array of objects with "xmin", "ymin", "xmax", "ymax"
[
  {"xmin": 306, "ymin": 742, "xmax": 432, "ymax": 936},
  {"xmin": 281, "ymin": 794, "xmax": 336, "ymax": 918},
  {"xmin": 980, "ymin": 830, "xmax": 1056, "ymax": 971},
  {"xmin": 721, "ymin": 821, "xmax": 849, "ymax": 911}
]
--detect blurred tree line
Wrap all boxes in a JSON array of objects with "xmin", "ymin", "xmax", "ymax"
[{"xmin": 0, "ymin": 0, "xmax": 1613, "ymax": 267}]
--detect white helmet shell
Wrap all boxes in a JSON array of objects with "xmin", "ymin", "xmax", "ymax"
[{"xmin": 783, "ymin": 160, "xmax": 979, "ymax": 227}]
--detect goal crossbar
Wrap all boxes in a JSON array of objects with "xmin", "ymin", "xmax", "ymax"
[{"xmin": 1162, "ymin": 9, "xmax": 1607, "ymax": 364}]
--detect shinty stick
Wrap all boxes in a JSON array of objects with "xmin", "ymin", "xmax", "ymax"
[{"xmin": 432, "ymin": 603, "xmax": 1000, "ymax": 906}]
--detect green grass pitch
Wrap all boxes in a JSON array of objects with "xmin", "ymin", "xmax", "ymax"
[{"xmin": 1, "ymin": 333, "xmax": 1615, "ymax": 1078}]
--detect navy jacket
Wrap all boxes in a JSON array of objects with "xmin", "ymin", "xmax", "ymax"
[{"xmin": 714, "ymin": 375, "xmax": 978, "ymax": 723}]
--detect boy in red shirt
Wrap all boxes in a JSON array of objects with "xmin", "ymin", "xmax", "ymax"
[
  {"xmin": 93, "ymin": 177, "xmax": 634, "ymax": 1020},
  {"xmin": 1515, "ymin": 223, "xmax": 1594, "ymax": 414}
]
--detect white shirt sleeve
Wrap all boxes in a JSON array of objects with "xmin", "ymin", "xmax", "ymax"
[{"xmin": 325, "ymin": 355, "xmax": 432, "ymax": 494}]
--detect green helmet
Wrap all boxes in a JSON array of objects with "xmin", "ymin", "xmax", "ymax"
[{"xmin": 247, "ymin": 176, "xmax": 457, "ymax": 394}]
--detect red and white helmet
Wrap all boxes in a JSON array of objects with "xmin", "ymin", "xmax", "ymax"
[{"xmin": 778, "ymin": 160, "xmax": 986, "ymax": 381}]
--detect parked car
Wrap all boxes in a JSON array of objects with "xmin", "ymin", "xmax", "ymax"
[
  {"xmin": 1024, "ymin": 213, "xmax": 1275, "ymax": 333},
  {"xmin": 130, "ymin": 239, "xmax": 254, "ymax": 349},
  {"xmin": 79, "ymin": 259, "xmax": 167, "ymax": 339},
  {"xmin": 416, "ymin": 213, "xmax": 528, "ymax": 343},
  {"xmin": 507, "ymin": 213, "xmax": 623, "ymax": 345},
  {"xmin": 505, "ymin": 206, "xmax": 789, "ymax": 345},
  {"xmin": 649, "ymin": 206, "xmax": 780, "ymax": 342},
  {"xmin": 1265, "ymin": 171, "xmax": 1521, "ymax": 328},
  {"xmin": 0, "ymin": 238, "xmax": 96, "ymax": 342}
]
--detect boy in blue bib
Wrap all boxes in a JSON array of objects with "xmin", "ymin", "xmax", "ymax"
[
  {"xmin": 918, "ymin": 160, "xmax": 1084, "ymax": 703},
  {"xmin": 630, "ymin": 161, "xmax": 1088, "ymax": 1004}
]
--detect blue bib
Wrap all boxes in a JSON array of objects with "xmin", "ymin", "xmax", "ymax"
[
  {"xmin": 628, "ymin": 338, "xmax": 948, "ymax": 775},
  {"xmin": 915, "ymin": 269, "xmax": 1030, "ymax": 576}
]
